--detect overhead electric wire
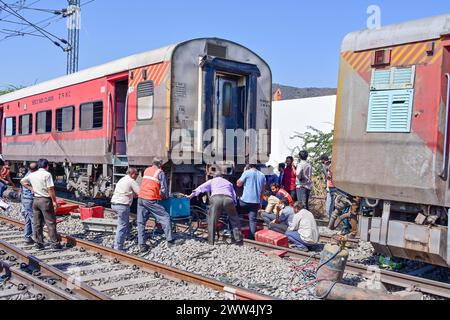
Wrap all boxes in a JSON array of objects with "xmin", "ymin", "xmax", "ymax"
[{"xmin": 0, "ymin": 0, "xmax": 69, "ymax": 50}]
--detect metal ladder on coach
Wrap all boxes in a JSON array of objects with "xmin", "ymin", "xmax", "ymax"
[{"xmin": 112, "ymin": 155, "xmax": 129, "ymax": 187}]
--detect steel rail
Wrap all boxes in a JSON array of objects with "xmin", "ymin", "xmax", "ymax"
[
  {"xmin": 0, "ymin": 215, "xmax": 273, "ymax": 301},
  {"xmin": 243, "ymin": 240, "xmax": 450, "ymax": 299},
  {"xmin": 0, "ymin": 239, "xmax": 111, "ymax": 300},
  {"xmin": 0, "ymin": 260, "xmax": 77, "ymax": 300}
]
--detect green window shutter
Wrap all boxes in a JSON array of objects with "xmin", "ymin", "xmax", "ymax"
[
  {"xmin": 392, "ymin": 67, "xmax": 415, "ymax": 89},
  {"xmin": 371, "ymin": 66, "xmax": 415, "ymax": 90},
  {"xmin": 367, "ymin": 89, "xmax": 414, "ymax": 133},
  {"xmin": 367, "ymin": 91, "xmax": 390, "ymax": 131}
]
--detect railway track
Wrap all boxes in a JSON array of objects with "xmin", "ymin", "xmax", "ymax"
[
  {"xmin": 243, "ymin": 240, "xmax": 450, "ymax": 299},
  {"xmin": 62, "ymin": 198, "xmax": 450, "ymax": 299},
  {"xmin": 0, "ymin": 216, "xmax": 273, "ymax": 301},
  {"xmin": 61, "ymin": 198, "xmax": 360, "ymax": 248},
  {"xmin": 4, "ymin": 198, "xmax": 449, "ymax": 300}
]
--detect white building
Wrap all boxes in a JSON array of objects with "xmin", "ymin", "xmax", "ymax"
[{"xmin": 268, "ymin": 95, "xmax": 336, "ymax": 168}]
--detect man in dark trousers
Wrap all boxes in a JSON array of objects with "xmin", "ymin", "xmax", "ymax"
[
  {"xmin": 137, "ymin": 158, "xmax": 183, "ymax": 253},
  {"xmin": 20, "ymin": 159, "xmax": 62, "ymax": 250},
  {"xmin": 281, "ymin": 157, "xmax": 297, "ymax": 202},
  {"xmin": 20, "ymin": 162, "xmax": 38, "ymax": 245},
  {"xmin": 188, "ymin": 169, "xmax": 243, "ymax": 245},
  {"xmin": 296, "ymin": 151, "xmax": 313, "ymax": 210},
  {"xmin": 237, "ymin": 164, "xmax": 266, "ymax": 240}
]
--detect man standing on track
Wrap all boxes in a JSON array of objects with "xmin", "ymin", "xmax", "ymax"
[
  {"xmin": 296, "ymin": 151, "xmax": 313, "ymax": 210},
  {"xmin": 112, "ymin": 168, "xmax": 140, "ymax": 252},
  {"xmin": 188, "ymin": 169, "xmax": 243, "ymax": 245},
  {"xmin": 20, "ymin": 159, "xmax": 62, "ymax": 250},
  {"xmin": 137, "ymin": 158, "xmax": 183, "ymax": 253},
  {"xmin": 20, "ymin": 162, "xmax": 38, "ymax": 245},
  {"xmin": 237, "ymin": 164, "xmax": 266, "ymax": 240},
  {"xmin": 281, "ymin": 157, "xmax": 297, "ymax": 202}
]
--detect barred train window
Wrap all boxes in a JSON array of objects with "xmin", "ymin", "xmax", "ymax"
[
  {"xmin": 56, "ymin": 106, "xmax": 75, "ymax": 132},
  {"xmin": 367, "ymin": 66, "xmax": 415, "ymax": 133},
  {"xmin": 19, "ymin": 114, "xmax": 32, "ymax": 135},
  {"xmin": 222, "ymin": 82, "xmax": 232, "ymax": 117},
  {"xmin": 36, "ymin": 110, "xmax": 52, "ymax": 134},
  {"xmin": 4, "ymin": 117, "xmax": 16, "ymax": 137},
  {"xmin": 137, "ymin": 81, "xmax": 154, "ymax": 120},
  {"xmin": 80, "ymin": 101, "xmax": 103, "ymax": 130}
]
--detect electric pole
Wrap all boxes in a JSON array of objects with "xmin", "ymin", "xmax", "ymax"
[{"xmin": 66, "ymin": 0, "xmax": 80, "ymax": 74}]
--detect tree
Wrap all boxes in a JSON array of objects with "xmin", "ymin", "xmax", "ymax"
[{"xmin": 290, "ymin": 126, "xmax": 334, "ymax": 217}]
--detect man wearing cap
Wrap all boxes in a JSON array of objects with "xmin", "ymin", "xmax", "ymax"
[{"xmin": 137, "ymin": 158, "xmax": 182, "ymax": 253}]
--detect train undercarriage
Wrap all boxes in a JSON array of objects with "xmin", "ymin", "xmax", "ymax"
[{"xmin": 331, "ymin": 193, "xmax": 449, "ymax": 267}]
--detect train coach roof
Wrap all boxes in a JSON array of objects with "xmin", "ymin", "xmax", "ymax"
[
  {"xmin": 0, "ymin": 42, "xmax": 178, "ymax": 104},
  {"xmin": 342, "ymin": 14, "xmax": 450, "ymax": 52}
]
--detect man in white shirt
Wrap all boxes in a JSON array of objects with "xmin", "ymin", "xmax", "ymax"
[
  {"xmin": 112, "ymin": 168, "xmax": 140, "ymax": 252},
  {"xmin": 20, "ymin": 159, "xmax": 61, "ymax": 250},
  {"xmin": 296, "ymin": 150, "xmax": 313, "ymax": 210},
  {"xmin": 286, "ymin": 201, "xmax": 319, "ymax": 252}
]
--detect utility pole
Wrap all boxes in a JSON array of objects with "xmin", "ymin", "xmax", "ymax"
[{"xmin": 66, "ymin": 0, "xmax": 80, "ymax": 74}]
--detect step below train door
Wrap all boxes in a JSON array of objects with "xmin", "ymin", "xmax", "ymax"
[{"xmin": 106, "ymin": 73, "xmax": 130, "ymax": 187}]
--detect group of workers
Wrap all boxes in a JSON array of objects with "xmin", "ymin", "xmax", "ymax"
[{"xmin": 0, "ymin": 150, "xmax": 340, "ymax": 254}]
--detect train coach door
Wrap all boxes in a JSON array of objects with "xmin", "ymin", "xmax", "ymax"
[
  {"xmin": 113, "ymin": 80, "xmax": 128, "ymax": 156},
  {"xmin": 215, "ymin": 76, "xmax": 241, "ymax": 159}
]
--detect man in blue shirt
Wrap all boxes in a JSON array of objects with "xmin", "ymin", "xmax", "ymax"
[
  {"xmin": 237, "ymin": 164, "xmax": 266, "ymax": 240},
  {"xmin": 21, "ymin": 162, "xmax": 38, "ymax": 245}
]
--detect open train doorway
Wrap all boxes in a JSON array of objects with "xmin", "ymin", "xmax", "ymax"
[{"xmin": 114, "ymin": 80, "xmax": 128, "ymax": 156}]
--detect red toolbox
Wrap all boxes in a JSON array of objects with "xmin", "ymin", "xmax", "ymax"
[
  {"xmin": 56, "ymin": 203, "xmax": 80, "ymax": 216},
  {"xmin": 80, "ymin": 206, "xmax": 105, "ymax": 220},
  {"xmin": 255, "ymin": 230, "xmax": 289, "ymax": 248}
]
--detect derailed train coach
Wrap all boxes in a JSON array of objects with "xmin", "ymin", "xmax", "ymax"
[
  {"xmin": 333, "ymin": 15, "xmax": 450, "ymax": 266},
  {"xmin": 0, "ymin": 38, "xmax": 272, "ymax": 198}
]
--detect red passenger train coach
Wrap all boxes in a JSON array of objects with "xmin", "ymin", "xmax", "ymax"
[{"xmin": 0, "ymin": 38, "xmax": 272, "ymax": 198}]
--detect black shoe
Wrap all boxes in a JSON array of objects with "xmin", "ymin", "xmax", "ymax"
[
  {"xmin": 25, "ymin": 238, "xmax": 35, "ymax": 245},
  {"xmin": 35, "ymin": 243, "xmax": 45, "ymax": 250},
  {"xmin": 167, "ymin": 239, "xmax": 185, "ymax": 248},
  {"xmin": 51, "ymin": 243, "xmax": 63, "ymax": 250},
  {"xmin": 139, "ymin": 245, "xmax": 150, "ymax": 254}
]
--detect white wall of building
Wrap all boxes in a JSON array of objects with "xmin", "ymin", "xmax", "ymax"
[{"xmin": 268, "ymin": 95, "xmax": 336, "ymax": 167}]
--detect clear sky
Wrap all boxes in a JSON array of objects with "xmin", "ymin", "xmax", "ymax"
[{"xmin": 0, "ymin": 0, "xmax": 449, "ymax": 89}]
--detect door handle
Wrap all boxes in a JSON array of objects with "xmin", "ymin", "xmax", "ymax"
[
  {"xmin": 107, "ymin": 92, "xmax": 113, "ymax": 152},
  {"xmin": 440, "ymin": 73, "xmax": 450, "ymax": 180},
  {"xmin": 124, "ymin": 88, "xmax": 129, "ymax": 149}
]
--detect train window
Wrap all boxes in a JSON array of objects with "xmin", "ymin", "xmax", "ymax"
[
  {"xmin": 19, "ymin": 114, "xmax": 33, "ymax": 135},
  {"xmin": 367, "ymin": 89, "xmax": 414, "ymax": 133},
  {"xmin": 137, "ymin": 81, "xmax": 154, "ymax": 120},
  {"xmin": 56, "ymin": 106, "xmax": 75, "ymax": 132},
  {"xmin": 36, "ymin": 110, "xmax": 52, "ymax": 134},
  {"xmin": 223, "ymin": 82, "xmax": 232, "ymax": 117},
  {"xmin": 80, "ymin": 101, "xmax": 103, "ymax": 130},
  {"xmin": 371, "ymin": 66, "xmax": 415, "ymax": 90},
  {"xmin": 4, "ymin": 117, "xmax": 16, "ymax": 137}
]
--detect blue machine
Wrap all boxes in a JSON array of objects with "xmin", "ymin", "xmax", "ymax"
[{"xmin": 160, "ymin": 197, "xmax": 191, "ymax": 219}]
